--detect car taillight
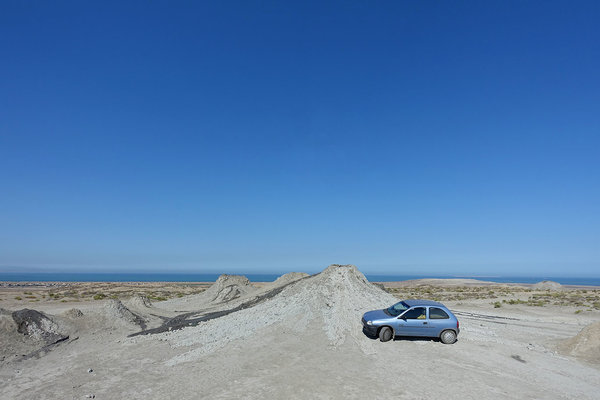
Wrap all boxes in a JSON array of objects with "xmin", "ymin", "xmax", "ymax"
[{"xmin": 457, "ymin": 320, "xmax": 459, "ymax": 330}]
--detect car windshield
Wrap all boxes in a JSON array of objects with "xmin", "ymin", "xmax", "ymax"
[{"xmin": 386, "ymin": 301, "xmax": 409, "ymax": 317}]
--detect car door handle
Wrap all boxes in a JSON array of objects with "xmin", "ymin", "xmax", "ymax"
[{"xmin": 422, "ymin": 322, "xmax": 427, "ymax": 325}]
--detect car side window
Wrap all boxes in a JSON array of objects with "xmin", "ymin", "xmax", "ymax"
[
  {"xmin": 402, "ymin": 307, "xmax": 426, "ymax": 319},
  {"xmin": 429, "ymin": 307, "xmax": 450, "ymax": 319}
]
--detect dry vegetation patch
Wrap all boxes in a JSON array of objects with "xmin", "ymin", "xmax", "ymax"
[
  {"xmin": 1, "ymin": 282, "xmax": 211, "ymax": 305},
  {"xmin": 382, "ymin": 284, "xmax": 600, "ymax": 310}
]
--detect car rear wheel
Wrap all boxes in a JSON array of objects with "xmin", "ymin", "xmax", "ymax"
[
  {"xmin": 440, "ymin": 329, "xmax": 457, "ymax": 344},
  {"xmin": 378, "ymin": 326, "xmax": 393, "ymax": 342}
]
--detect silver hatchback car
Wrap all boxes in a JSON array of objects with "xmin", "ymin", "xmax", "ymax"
[{"xmin": 362, "ymin": 299, "xmax": 460, "ymax": 344}]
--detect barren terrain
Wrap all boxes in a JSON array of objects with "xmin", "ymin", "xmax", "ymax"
[{"xmin": 1, "ymin": 265, "xmax": 599, "ymax": 399}]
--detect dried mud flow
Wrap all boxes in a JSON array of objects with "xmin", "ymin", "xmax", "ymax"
[{"xmin": 129, "ymin": 274, "xmax": 309, "ymax": 337}]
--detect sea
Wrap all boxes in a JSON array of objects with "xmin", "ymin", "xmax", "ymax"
[{"xmin": 1, "ymin": 272, "xmax": 600, "ymax": 286}]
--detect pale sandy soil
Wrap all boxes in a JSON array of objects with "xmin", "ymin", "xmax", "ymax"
[{"xmin": 1, "ymin": 266, "xmax": 599, "ymax": 400}]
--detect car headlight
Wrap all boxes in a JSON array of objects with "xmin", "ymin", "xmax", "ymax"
[{"xmin": 366, "ymin": 320, "xmax": 373, "ymax": 325}]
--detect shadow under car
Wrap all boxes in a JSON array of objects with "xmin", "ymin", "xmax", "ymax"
[{"xmin": 362, "ymin": 326, "xmax": 445, "ymax": 342}]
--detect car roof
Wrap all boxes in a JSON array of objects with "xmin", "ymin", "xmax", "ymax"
[{"xmin": 403, "ymin": 299, "xmax": 446, "ymax": 308}]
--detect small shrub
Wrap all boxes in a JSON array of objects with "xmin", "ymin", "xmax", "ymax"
[
  {"xmin": 493, "ymin": 301, "xmax": 502, "ymax": 308},
  {"xmin": 529, "ymin": 300, "xmax": 546, "ymax": 307},
  {"xmin": 93, "ymin": 294, "xmax": 107, "ymax": 300},
  {"xmin": 14, "ymin": 296, "xmax": 22, "ymax": 300},
  {"xmin": 575, "ymin": 309, "xmax": 583, "ymax": 314}
]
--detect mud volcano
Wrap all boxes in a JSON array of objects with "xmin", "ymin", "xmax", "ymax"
[
  {"xmin": 203, "ymin": 274, "xmax": 257, "ymax": 303},
  {"xmin": 152, "ymin": 264, "xmax": 397, "ymax": 364},
  {"xmin": 11, "ymin": 309, "xmax": 67, "ymax": 345}
]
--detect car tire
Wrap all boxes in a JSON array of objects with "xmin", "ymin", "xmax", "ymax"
[
  {"xmin": 440, "ymin": 329, "xmax": 457, "ymax": 344},
  {"xmin": 378, "ymin": 326, "xmax": 393, "ymax": 342}
]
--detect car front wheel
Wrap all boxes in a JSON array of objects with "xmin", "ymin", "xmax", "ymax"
[
  {"xmin": 378, "ymin": 326, "xmax": 393, "ymax": 342},
  {"xmin": 440, "ymin": 329, "xmax": 457, "ymax": 344}
]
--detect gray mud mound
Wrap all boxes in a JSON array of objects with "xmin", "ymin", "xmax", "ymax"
[
  {"xmin": 156, "ymin": 264, "xmax": 398, "ymax": 365},
  {"xmin": 63, "ymin": 308, "xmax": 84, "ymax": 318},
  {"xmin": 558, "ymin": 322, "xmax": 600, "ymax": 364},
  {"xmin": 533, "ymin": 280, "xmax": 562, "ymax": 290},
  {"xmin": 1, "ymin": 308, "xmax": 70, "ymax": 361},
  {"xmin": 103, "ymin": 300, "xmax": 146, "ymax": 328},
  {"xmin": 203, "ymin": 274, "xmax": 256, "ymax": 303},
  {"xmin": 271, "ymin": 272, "xmax": 309, "ymax": 287},
  {"xmin": 11, "ymin": 309, "xmax": 67, "ymax": 345},
  {"xmin": 156, "ymin": 274, "xmax": 258, "ymax": 312},
  {"xmin": 310, "ymin": 265, "xmax": 397, "ymax": 344},
  {"xmin": 126, "ymin": 295, "xmax": 153, "ymax": 309}
]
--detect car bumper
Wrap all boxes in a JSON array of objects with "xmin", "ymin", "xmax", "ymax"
[{"xmin": 362, "ymin": 324, "xmax": 378, "ymax": 336}]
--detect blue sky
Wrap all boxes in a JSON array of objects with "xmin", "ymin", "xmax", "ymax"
[{"xmin": 1, "ymin": 1, "xmax": 599, "ymax": 276}]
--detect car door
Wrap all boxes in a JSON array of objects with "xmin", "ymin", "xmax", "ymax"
[
  {"xmin": 396, "ymin": 307, "xmax": 429, "ymax": 336},
  {"xmin": 427, "ymin": 306, "xmax": 452, "ymax": 336}
]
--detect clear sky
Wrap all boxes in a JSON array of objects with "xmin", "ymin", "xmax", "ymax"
[{"xmin": 1, "ymin": 1, "xmax": 598, "ymax": 276}]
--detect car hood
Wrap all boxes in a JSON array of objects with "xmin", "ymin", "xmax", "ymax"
[{"xmin": 363, "ymin": 309, "xmax": 389, "ymax": 322}]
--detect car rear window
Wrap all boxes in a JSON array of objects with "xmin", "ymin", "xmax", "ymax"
[{"xmin": 429, "ymin": 307, "xmax": 449, "ymax": 319}]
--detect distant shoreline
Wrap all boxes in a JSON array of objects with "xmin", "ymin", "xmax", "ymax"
[{"xmin": 1, "ymin": 272, "xmax": 600, "ymax": 287}]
